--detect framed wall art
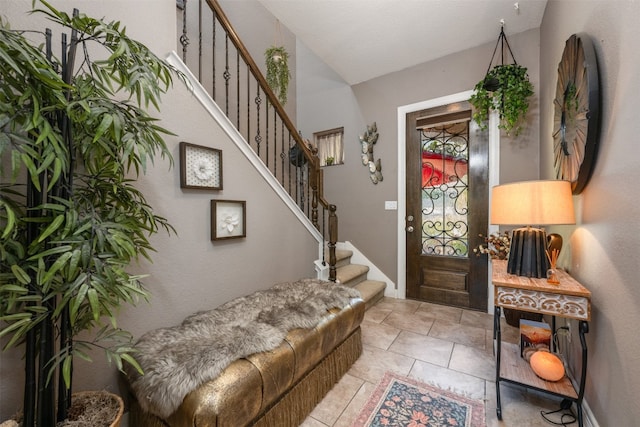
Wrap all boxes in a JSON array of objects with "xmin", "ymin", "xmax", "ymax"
[
  {"xmin": 180, "ymin": 141, "xmax": 222, "ymax": 190},
  {"xmin": 211, "ymin": 200, "xmax": 246, "ymax": 240}
]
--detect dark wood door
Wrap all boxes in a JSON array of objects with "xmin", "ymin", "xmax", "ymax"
[{"xmin": 405, "ymin": 101, "xmax": 489, "ymax": 311}]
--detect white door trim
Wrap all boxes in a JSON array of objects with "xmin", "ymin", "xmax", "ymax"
[{"xmin": 396, "ymin": 91, "xmax": 499, "ymax": 312}]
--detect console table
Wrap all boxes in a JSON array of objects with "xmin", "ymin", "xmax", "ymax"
[{"xmin": 492, "ymin": 260, "xmax": 591, "ymax": 426}]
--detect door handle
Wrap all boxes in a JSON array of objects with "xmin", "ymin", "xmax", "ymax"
[
  {"xmin": 406, "ymin": 226, "xmax": 414, "ymax": 233},
  {"xmin": 407, "ymin": 215, "xmax": 414, "ymax": 222}
]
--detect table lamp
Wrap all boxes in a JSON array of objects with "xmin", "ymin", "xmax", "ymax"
[{"xmin": 490, "ymin": 180, "xmax": 575, "ymax": 278}]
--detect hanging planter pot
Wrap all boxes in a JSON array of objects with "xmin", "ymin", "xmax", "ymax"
[
  {"xmin": 265, "ymin": 45, "xmax": 290, "ymax": 106},
  {"xmin": 469, "ymin": 27, "xmax": 534, "ymax": 136}
]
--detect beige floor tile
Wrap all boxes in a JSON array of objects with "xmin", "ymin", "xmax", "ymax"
[
  {"xmin": 308, "ymin": 374, "xmax": 364, "ymax": 426},
  {"xmin": 388, "ymin": 330, "xmax": 453, "ymax": 367},
  {"xmin": 372, "ymin": 297, "xmax": 421, "ymax": 314},
  {"xmin": 360, "ymin": 319, "xmax": 400, "ymax": 350},
  {"xmin": 299, "ymin": 416, "xmax": 328, "ymax": 427},
  {"xmin": 485, "ymin": 381, "xmax": 563, "ymax": 427},
  {"xmin": 331, "ymin": 381, "xmax": 378, "ymax": 427},
  {"xmin": 449, "ymin": 342, "xmax": 496, "ymax": 381},
  {"xmin": 363, "ymin": 306, "xmax": 391, "ymax": 324},
  {"xmin": 381, "ymin": 310, "xmax": 435, "ymax": 335},
  {"xmin": 461, "ymin": 309, "xmax": 495, "ymax": 330},
  {"xmin": 348, "ymin": 344, "xmax": 414, "ymax": 385},
  {"xmin": 429, "ymin": 318, "xmax": 487, "ymax": 349},
  {"xmin": 416, "ymin": 302, "xmax": 463, "ymax": 323}
]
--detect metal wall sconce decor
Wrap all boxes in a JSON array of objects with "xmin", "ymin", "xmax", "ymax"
[
  {"xmin": 211, "ymin": 200, "xmax": 246, "ymax": 240},
  {"xmin": 180, "ymin": 142, "xmax": 223, "ymax": 190},
  {"xmin": 359, "ymin": 122, "xmax": 383, "ymax": 184}
]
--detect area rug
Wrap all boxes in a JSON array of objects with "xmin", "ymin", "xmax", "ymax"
[{"xmin": 353, "ymin": 372, "xmax": 485, "ymax": 427}]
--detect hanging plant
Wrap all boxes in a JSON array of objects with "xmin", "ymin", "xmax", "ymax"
[
  {"xmin": 469, "ymin": 63, "xmax": 534, "ymax": 136},
  {"xmin": 265, "ymin": 45, "xmax": 290, "ymax": 106}
]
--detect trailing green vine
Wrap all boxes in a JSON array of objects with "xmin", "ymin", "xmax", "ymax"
[
  {"xmin": 265, "ymin": 45, "xmax": 290, "ymax": 106},
  {"xmin": 469, "ymin": 64, "xmax": 534, "ymax": 136}
]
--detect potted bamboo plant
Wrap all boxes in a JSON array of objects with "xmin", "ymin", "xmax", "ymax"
[
  {"xmin": 0, "ymin": 1, "xmax": 181, "ymax": 425},
  {"xmin": 264, "ymin": 45, "xmax": 290, "ymax": 106}
]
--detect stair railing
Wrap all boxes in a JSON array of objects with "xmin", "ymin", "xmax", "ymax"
[{"xmin": 176, "ymin": 0, "xmax": 337, "ymax": 281}]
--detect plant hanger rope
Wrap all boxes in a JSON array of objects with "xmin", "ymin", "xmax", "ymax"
[{"xmin": 485, "ymin": 23, "xmax": 519, "ymax": 76}]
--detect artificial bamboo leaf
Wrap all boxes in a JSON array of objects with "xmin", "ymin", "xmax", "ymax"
[
  {"xmin": 10, "ymin": 264, "xmax": 30, "ymax": 285},
  {"xmin": 87, "ymin": 288, "xmax": 100, "ymax": 320},
  {"xmin": 62, "ymin": 355, "xmax": 72, "ymax": 388},
  {"xmin": 36, "ymin": 214, "xmax": 64, "ymax": 243}
]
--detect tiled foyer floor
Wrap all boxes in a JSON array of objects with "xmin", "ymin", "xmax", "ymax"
[{"xmin": 301, "ymin": 297, "xmax": 566, "ymax": 427}]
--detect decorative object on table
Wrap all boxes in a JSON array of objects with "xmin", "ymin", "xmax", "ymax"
[
  {"xmin": 553, "ymin": 33, "xmax": 601, "ymax": 195},
  {"xmin": 473, "ymin": 231, "xmax": 511, "ymax": 260},
  {"xmin": 546, "ymin": 248, "xmax": 560, "ymax": 284},
  {"xmin": 264, "ymin": 23, "xmax": 290, "ymax": 106},
  {"xmin": 469, "ymin": 24, "xmax": 534, "ymax": 136},
  {"xmin": 359, "ymin": 122, "xmax": 383, "ymax": 184},
  {"xmin": 211, "ymin": 200, "xmax": 246, "ymax": 240},
  {"xmin": 529, "ymin": 350, "xmax": 566, "ymax": 382},
  {"xmin": 353, "ymin": 372, "xmax": 485, "ymax": 427},
  {"xmin": 0, "ymin": 3, "xmax": 182, "ymax": 425},
  {"xmin": 490, "ymin": 180, "xmax": 575, "ymax": 278},
  {"xmin": 520, "ymin": 319, "xmax": 551, "ymax": 359},
  {"xmin": 180, "ymin": 142, "xmax": 223, "ymax": 190}
]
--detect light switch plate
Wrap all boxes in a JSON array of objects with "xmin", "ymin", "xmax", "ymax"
[{"xmin": 385, "ymin": 201, "xmax": 397, "ymax": 210}]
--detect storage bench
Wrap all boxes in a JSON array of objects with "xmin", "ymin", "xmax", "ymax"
[{"xmin": 126, "ymin": 279, "xmax": 365, "ymax": 427}]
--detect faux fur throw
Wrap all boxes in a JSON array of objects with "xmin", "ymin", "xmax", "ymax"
[{"xmin": 126, "ymin": 279, "xmax": 360, "ymax": 419}]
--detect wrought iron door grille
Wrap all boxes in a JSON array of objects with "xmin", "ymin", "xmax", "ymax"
[{"xmin": 420, "ymin": 121, "xmax": 470, "ymax": 256}]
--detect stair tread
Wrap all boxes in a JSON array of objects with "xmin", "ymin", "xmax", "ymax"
[
  {"xmin": 354, "ymin": 280, "xmax": 386, "ymax": 308},
  {"xmin": 336, "ymin": 264, "xmax": 369, "ymax": 284},
  {"xmin": 326, "ymin": 249, "xmax": 353, "ymax": 262}
]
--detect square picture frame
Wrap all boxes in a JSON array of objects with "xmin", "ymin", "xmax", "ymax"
[
  {"xmin": 211, "ymin": 200, "xmax": 246, "ymax": 240},
  {"xmin": 180, "ymin": 141, "xmax": 223, "ymax": 190}
]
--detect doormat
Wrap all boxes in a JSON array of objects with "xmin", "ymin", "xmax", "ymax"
[{"xmin": 352, "ymin": 372, "xmax": 485, "ymax": 427}]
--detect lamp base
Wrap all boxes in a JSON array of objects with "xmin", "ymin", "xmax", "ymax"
[{"xmin": 507, "ymin": 227, "xmax": 549, "ymax": 278}]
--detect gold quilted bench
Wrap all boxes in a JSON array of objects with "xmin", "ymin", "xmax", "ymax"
[{"xmin": 126, "ymin": 280, "xmax": 364, "ymax": 427}]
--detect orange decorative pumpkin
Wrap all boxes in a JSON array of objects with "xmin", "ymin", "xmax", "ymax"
[{"xmin": 530, "ymin": 351, "xmax": 565, "ymax": 381}]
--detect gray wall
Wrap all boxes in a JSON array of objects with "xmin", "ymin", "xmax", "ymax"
[
  {"xmin": 539, "ymin": 1, "xmax": 640, "ymax": 424},
  {"xmin": 298, "ymin": 29, "xmax": 541, "ymax": 287},
  {"xmin": 0, "ymin": 0, "xmax": 316, "ymax": 419}
]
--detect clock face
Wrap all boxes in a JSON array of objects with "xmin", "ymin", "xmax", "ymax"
[{"xmin": 552, "ymin": 34, "xmax": 600, "ymax": 194}]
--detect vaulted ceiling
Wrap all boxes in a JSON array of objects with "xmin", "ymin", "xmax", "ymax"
[{"xmin": 257, "ymin": 0, "xmax": 548, "ymax": 85}]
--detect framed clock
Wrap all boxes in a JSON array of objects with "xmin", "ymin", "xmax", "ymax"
[
  {"xmin": 552, "ymin": 33, "xmax": 601, "ymax": 194},
  {"xmin": 179, "ymin": 141, "xmax": 223, "ymax": 190}
]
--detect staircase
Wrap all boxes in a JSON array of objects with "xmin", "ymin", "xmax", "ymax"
[{"xmin": 332, "ymin": 249, "xmax": 386, "ymax": 309}]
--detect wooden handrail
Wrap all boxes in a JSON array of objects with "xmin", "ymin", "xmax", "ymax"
[{"xmin": 204, "ymin": 0, "xmax": 321, "ymax": 198}]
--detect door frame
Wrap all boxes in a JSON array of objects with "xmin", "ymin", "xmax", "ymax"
[{"xmin": 396, "ymin": 90, "xmax": 500, "ymax": 313}]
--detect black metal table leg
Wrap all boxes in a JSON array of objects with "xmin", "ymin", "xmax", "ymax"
[{"xmin": 494, "ymin": 305, "xmax": 503, "ymax": 420}]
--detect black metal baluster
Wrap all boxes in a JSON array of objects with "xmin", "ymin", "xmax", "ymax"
[
  {"xmin": 180, "ymin": 0, "xmax": 189, "ymax": 62},
  {"xmin": 255, "ymin": 87, "xmax": 262, "ymax": 155},
  {"xmin": 198, "ymin": 0, "xmax": 202, "ymax": 80},
  {"xmin": 223, "ymin": 34, "xmax": 230, "ymax": 115},
  {"xmin": 212, "ymin": 9, "xmax": 216, "ymax": 101}
]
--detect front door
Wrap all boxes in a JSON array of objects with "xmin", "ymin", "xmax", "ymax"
[{"xmin": 406, "ymin": 101, "xmax": 489, "ymax": 311}]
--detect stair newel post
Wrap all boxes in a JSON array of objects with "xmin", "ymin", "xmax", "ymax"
[{"xmin": 328, "ymin": 204, "xmax": 338, "ymax": 282}]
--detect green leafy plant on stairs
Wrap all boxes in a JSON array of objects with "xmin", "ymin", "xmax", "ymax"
[{"xmin": 265, "ymin": 45, "xmax": 290, "ymax": 106}]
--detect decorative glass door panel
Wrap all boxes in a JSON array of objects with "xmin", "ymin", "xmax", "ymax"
[{"xmin": 421, "ymin": 122, "xmax": 469, "ymax": 257}]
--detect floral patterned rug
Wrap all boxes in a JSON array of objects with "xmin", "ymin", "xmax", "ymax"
[{"xmin": 353, "ymin": 372, "xmax": 485, "ymax": 427}]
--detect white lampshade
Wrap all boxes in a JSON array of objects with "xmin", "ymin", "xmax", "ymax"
[{"xmin": 491, "ymin": 180, "xmax": 575, "ymax": 226}]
